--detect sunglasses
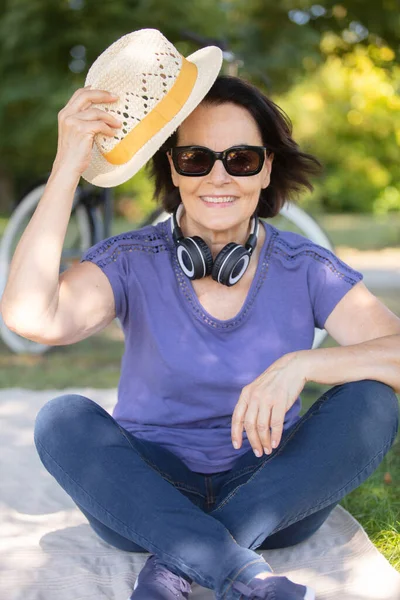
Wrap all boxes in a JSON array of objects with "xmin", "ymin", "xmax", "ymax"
[{"xmin": 168, "ymin": 145, "xmax": 271, "ymax": 177}]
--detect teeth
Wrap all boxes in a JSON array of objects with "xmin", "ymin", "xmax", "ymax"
[{"xmin": 202, "ymin": 196, "xmax": 236, "ymax": 203}]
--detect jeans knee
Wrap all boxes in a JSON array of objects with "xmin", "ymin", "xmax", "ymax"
[
  {"xmin": 89, "ymin": 521, "xmax": 147, "ymax": 552},
  {"xmin": 34, "ymin": 394, "xmax": 93, "ymax": 450},
  {"xmin": 349, "ymin": 380, "xmax": 399, "ymax": 445}
]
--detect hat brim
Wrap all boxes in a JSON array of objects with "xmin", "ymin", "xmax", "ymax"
[{"xmin": 81, "ymin": 46, "xmax": 223, "ymax": 188}]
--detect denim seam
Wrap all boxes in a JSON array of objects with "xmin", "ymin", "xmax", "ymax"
[
  {"xmin": 267, "ymin": 392, "xmax": 398, "ymax": 534},
  {"xmin": 217, "ymin": 464, "xmax": 258, "ymax": 488},
  {"xmin": 270, "ymin": 440, "xmax": 395, "ymax": 534},
  {"xmin": 81, "ymin": 400, "xmax": 203, "ymax": 498},
  {"xmin": 115, "ymin": 424, "xmax": 205, "ymax": 498},
  {"xmin": 118, "ymin": 426, "xmax": 261, "ymax": 497},
  {"xmin": 205, "ymin": 476, "xmax": 215, "ymax": 509},
  {"xmin": 34, "ymin": 437, "xmax": 215, "ymax": 589},
  {"xmin": 210, "ymin": 396, "xmax": 328, "ymax": 514}
]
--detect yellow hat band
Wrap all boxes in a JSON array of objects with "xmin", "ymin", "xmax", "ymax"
[{"xmin": 102, "ymin": 57, "xmax": 198, "ymax": 166}]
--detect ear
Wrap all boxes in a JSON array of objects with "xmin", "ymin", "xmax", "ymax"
[
  {"xmin": 167, "ymin": 151, "xmax": 179, "ymax": 187},
  {"xmin": 261, "ymin": 152, "xmax": 274, "ymax": 189}
]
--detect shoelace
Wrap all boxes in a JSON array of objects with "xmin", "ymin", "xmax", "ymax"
[
  {"xmin": 232, "ymin": 578, "xmax": 275, "ymax": 599},
  {"xmin": 152, "ymin": 556, "xmax": 192, "ymax": 597}
]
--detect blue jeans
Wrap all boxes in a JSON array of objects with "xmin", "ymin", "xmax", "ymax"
[{"xmin": 33, "ymin": 380, "xmax": 399, "ymax": 600}]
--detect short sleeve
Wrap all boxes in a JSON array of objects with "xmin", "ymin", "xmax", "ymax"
[
  {"xmin": 307, "ymin": 244, "xmax": 364, "ymax": 330},
  {"xmin": 80, "ymin": 235, "xmax": 129, "ymax": 324}
]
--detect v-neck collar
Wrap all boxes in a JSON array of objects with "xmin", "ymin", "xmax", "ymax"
[{"xmin": 160, "ymin": 216, "xmax": 277, "ymax": 331}]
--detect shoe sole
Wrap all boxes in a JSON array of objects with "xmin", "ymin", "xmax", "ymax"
[
  {"xmin": 304, "ymin": 585, "xmax": 316, "ymax": 600},
  {"xmin": 127, "ymin": 577, "xmax": 138, "ymax": 597}
]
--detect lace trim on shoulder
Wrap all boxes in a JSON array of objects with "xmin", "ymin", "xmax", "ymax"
[
  {"xmin": 83, "ymin": 227, "xmax": 168, "ymax": 268},
  {"xmin": 273, "ymin": 236, "xmax": 362, "ymax": 285}
]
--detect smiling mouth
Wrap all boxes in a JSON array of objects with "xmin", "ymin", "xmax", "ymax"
[{"xmin": 200, "ymin": 196, "xmax": 238, "ymax": 204}]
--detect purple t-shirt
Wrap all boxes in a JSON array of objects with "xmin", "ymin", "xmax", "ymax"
[{"xmin": 80, "ymin": 216, "xmax": 364, "ymax": 474}]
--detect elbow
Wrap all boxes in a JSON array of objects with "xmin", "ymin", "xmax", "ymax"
[
  {"xmin": 1, "ymin": 310, "xmax": 48, "ymax": 345},
  {"xmin": 2, "ymin": 322, "xmax": 44, "ymax": 344}
]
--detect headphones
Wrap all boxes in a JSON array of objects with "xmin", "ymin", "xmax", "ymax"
[{"xmin": 171, "ymin": 203, "xmax": 259, "ymax": 287}]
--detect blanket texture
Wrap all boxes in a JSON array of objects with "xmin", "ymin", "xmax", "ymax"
[{"xmin": 1, "ymin": 387, "xmax": 399, "ymax": 600}]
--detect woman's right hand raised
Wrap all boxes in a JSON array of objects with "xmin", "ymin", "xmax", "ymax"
[{"xmin": 52, "ymin": 86, "xmax": 122, "ymax": 177}]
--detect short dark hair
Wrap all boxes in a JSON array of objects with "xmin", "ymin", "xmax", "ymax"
[{"xmin": 147, "ymin": 75, "xmax": 322, "ymax": 218}]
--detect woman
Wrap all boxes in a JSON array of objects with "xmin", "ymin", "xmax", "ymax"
[{"xmin": 3, "ymin": 38, "xmax": 400, "ymax": 600}]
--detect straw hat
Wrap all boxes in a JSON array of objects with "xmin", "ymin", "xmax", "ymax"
[{"xmin": 81, "ymin": 29, "xmax": 223, "ymax": 187}]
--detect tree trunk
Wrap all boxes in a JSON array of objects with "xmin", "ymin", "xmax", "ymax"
[{"xmin": 0, "ymin": 168, "xmax": 15, "ymax": 216}]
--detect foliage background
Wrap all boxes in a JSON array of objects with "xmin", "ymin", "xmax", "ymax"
[{"xmin": 0, "ymin": 0, "xmax": 399, "ymax": 219}]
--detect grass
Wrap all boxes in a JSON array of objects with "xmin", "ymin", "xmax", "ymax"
[
  {"xmin": 2, "ymin": 206, "xmax": 400, "ymax": 252},
  {"xmin": 108, "ymin": 210, "xmax": 400, "ymax": 250},
  {"xmin": 1, "ymin": 210, "xmax": 399, "ymax": 570},
  {"xmin": 309, "ymin": 212, "xmax": 400, "ymax": 250}
]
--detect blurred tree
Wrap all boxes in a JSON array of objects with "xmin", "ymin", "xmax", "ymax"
[
  {"xmin": 1, "ymin": 0, "xmax": 399, "ymax": 214},
  {"xmin": 277, "ymin": 44, "xmax": 400, "ymax": 214},
  {"xmin": 230, "ymin": 0, "xmax": 400, "ymax": 92},
  {"xmin": 0, "ymin": 0, "xmax": 230, "ymax": 209}
]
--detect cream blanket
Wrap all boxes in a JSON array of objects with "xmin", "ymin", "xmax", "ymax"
[{"xmin": 1, "ymin": 387, "xmax": 399, "ymax": 600}]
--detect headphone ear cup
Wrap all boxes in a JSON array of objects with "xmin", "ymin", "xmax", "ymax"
[
  {"xmin": 191, "ymin": 236, "xmax": 213, "ymax": 276},
  {"xmin": 177, "ymin": 236, "xmax": 213, "ymax": 279},
  {"xmin": 212, "ymin": 243, "xmax": 251, "ymax": 286}
]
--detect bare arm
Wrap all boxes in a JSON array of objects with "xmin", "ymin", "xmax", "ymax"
[
  {"xmin": 0, "ymin": 87, "xmax": 122, "ymax": 342},
  {"xmin": 0, "ymin": 165, "xmax": 80, "ymax": 333},
  {"xmin": 10, "ymin": 259, "xmax": 118, "ymax": 346}
]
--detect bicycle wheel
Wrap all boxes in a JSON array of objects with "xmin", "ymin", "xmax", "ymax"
[
  {"xmin": 0, "ymin": 183, "xmax": 92, "ymax": 354},
  {"xmin": 140, "ymin": 202, "xmax": 335, "ymax": 349}
]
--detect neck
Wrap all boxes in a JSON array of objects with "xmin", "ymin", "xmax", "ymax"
[{"xmin": 180, "ymin": 211, "xmax": 254, "ymax": 260}]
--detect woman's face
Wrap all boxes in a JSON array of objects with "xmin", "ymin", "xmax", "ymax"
[{"xmin": 167, "ymin": 102, "xmax": 273, "ymax": 234}]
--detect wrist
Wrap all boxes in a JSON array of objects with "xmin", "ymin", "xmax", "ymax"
[
  {"xmin": 51, "ymin": 159, "xmax": 82, "ymax": 188},
  {"xmin": 287, "ymin": 350, "xmax": 309, "ymax": 384}
]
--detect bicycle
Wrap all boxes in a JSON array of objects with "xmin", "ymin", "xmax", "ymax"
[{"xmin": 0, "ymin": 33, "xmax": 335, "ymax": 355}]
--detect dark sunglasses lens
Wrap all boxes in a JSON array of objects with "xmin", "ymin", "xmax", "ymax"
[
  {"xmin": 175, "ymin": 149, "xmax": 211, "ymax": 174},
  {"xmin": 226, "ymin": 149, "xmax": 261, "ymax": 174}
]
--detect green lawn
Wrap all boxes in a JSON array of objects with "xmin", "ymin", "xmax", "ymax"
[
  {"xmin": 108, "ymin": 210, "xmax": 400, "ymax": 250},
  {"xmin": 2, "ymin": 206, "xmax": 400, "ymax": 250}
]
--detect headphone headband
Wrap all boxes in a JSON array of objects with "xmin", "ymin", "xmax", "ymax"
[
  {"xmin": 170, "ymin": 203, "xmax": 259, "ymax": 286},
  {"xmin": 171, "ymin": 203, "xmax": 259, "ymax": 254}
]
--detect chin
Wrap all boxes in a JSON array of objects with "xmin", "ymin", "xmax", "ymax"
[{"xmin": 198, "ymin": 213, "xmax": 240, "ymax": 228}]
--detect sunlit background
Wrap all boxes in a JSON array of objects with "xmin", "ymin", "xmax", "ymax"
[{"xmin": 1, "ymin": 0, "xmax": 400, "ymax": 223}]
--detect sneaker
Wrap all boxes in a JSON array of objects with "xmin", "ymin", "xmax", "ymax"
[
  {"xmin": 129, "ymin": 554, "xmax": 192, "ymax": 599},
  {"xmin": 230, "ymin": 574, "xmax": 315, "ymax": 599}
]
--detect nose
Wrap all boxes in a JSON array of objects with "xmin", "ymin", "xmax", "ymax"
[{"xmin": 206, "ymin": 157, "xmax": 232, "ymax": 185}]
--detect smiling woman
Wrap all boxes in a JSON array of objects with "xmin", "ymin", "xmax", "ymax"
[
  {"xmin": 150, "ymin": 76, "xmax": 322, "ymax": 222},
  {"xmin": 20, "ymin": 29, "xmax": 400, "ymax": 600},
  {"xmin": 164, "ymin": 102, "xmax": 272, "ymax": 258}
]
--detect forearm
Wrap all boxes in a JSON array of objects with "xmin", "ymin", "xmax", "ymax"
[
  {"xmin": 295, "ymin": 334, "xmax": 400, "ymax": 394},
  {"xmin": 0, "ymin": 164, "xmax": 81, "ymax": 331}
]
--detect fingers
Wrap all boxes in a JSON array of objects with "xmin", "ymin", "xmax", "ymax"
[
  {"xmin": 258, "ymin": 402, "xmax": 286, "ymax": 454},
  {"xmin": 269, "ymin": 404, "xmax": 285, "ymax": 450},
  {"xmin": 232, "ymin": 390, "xmax": 267, "ymax": 457},
  {"xmin": 232, "ymin": 390, "xmax": 285, "ymax": 458},
  {"xmin": 231, "ymin": 388, "xmax": 249, "ymax": 450},
  {"xmin": 62, "ymin": 114, "xmax": 122, "ymax": 139},
  {"xmin": 75, "ymin": 107, "xmax": 122, "ymax": 128},
  {"xmin": 243, "ymin": 400, "xmax": 263, "ymax": 456},
  {"xmin": 59, "ymin": 88, "xmax": 119, "ymax": 120}
]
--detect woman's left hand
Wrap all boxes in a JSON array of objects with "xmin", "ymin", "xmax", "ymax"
[{"xmin": 231, "ymin": 352, "xmax": 307, "ymax": 457}]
